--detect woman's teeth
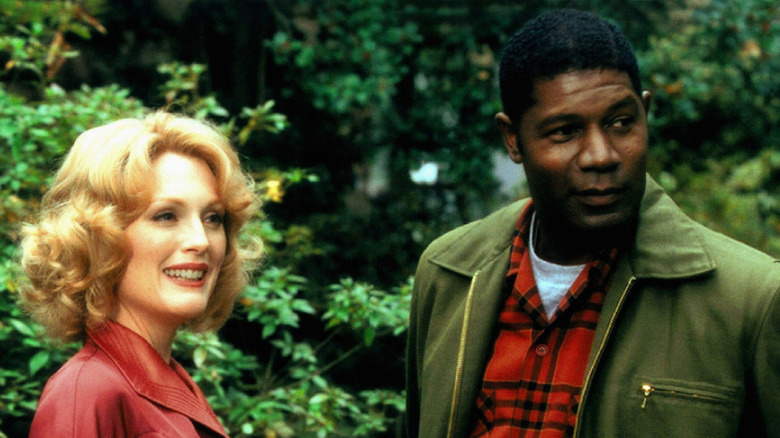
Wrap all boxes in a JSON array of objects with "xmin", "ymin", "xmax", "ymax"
[{"xmin": 163, "ymin": 269, "xmax": 205, "ymax": 280}]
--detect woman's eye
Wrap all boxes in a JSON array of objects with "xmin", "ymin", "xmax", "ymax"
[
  {"xmin": 205, "ymin": 212, "xmax": 225, "ymax": 225},
  {"xmin": 152, "ymin": 212, "xmax": 176, "ymax": 222}
]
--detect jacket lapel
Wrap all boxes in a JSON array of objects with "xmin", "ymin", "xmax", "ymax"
[
  {"xmin": 88, "ymin": 321, "xmax": 227, "ymax": 437},
  {"xmin": 628, "ymin": 175, "xmax": 717, "ymax": 279}
]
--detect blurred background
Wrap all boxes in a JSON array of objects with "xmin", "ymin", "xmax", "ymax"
[{"xmin": 1, "ymin": 0, "xmax": 777, "ymax": 436}]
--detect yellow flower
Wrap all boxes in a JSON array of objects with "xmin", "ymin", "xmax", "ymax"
[{"xmin": 266, "ymin": 180, "xmax": 284, "ymax": 202}]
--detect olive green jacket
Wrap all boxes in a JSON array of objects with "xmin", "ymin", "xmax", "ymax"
[{"xmin": 406, "ymin": 175, "xmax": 780, "ymax": 438}]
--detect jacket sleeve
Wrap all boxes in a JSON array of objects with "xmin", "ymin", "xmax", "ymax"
[
  {"xmin": 754, "ymin": 265, "xmax": 780, "ymax": 437},
  {"xmin": 404, "ymin": 233, "xmax": 447, "ymax": 438},
  {"xmin": 404, "ymin": 254, "xmax": 428, "ymax": 438}
]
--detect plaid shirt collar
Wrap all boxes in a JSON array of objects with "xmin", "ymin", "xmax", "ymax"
[
  {"xmin": 470, "ymin": 202, "xmax": 623, "ymax": 437},
  {"xmin": 507, "ymin": 201, "xmax": 621, "ymax": 326}
]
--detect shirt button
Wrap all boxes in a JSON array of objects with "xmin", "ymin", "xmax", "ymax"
[{"xmin": 536, "ymin": 345, "xmax": 549, "ymax": 356}]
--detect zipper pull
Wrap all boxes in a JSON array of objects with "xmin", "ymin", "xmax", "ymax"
[{"xmin": 641, "ymin": 384, "xmax": 654, "ymax": 409}]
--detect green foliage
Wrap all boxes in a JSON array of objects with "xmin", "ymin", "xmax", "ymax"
[
  {"xmin": 157, "ymin": 62, "xmax": 290, "ymax": 142},
  {"xmin": 644, "ymin": 0, "xmax": 780, "ymax": 161},
  {"xmin": 324, "ymin": 277, "xmax": 411, "ymax": 346},
  {"xmin": 267, "ymin": 0, "xmax": 420, "ymax": 115},
  {"xmin": 0, "ymin": 0, "xmax": 106, "ymax": 92},
  {"xmin": 0, "ymin": 85, "xmax": 143, "ymax": 186},
  {"xmin": 641, "ymin": 0, "xmax": 779, "ymax": 255},
  {"xmin": 655, "ymin": 150, "xmax": 780, "ymax": 256},
  {"xmin": 242, "ymin": 267, "xmax": 314, "ymax": 339},
  {"xmin": 157, "ymin": 63, "xmax": 228, "ymax": 119},
  {"xmin": 264, "ymin": 0, "xmax": 511, "ymax": 289},
  {"xmin": 169, "ymin": 273, "xmax": 410, "ymax": 436}
]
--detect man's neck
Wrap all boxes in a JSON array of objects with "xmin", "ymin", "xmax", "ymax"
[{"xmin": 532, "ymin": 216, "xmax": 633, "ymax": 265}]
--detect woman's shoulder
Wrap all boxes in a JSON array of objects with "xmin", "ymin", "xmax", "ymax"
[
  {"xmin": 29, "ymin": 341, "xmax": 141, "ymax": 437},
  {"xmin": 43, "ymin": 340, "xmax": 132, "ymax": 398},
  {"xmin": 30, "ymin": 338, "xmax": 216, "ymax": 438}
]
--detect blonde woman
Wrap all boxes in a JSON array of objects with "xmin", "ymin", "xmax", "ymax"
[{"xmin": 21, "ymin": 111, "xmax": 261, "ymax": 437}]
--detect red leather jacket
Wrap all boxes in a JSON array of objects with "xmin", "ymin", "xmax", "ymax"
[{"xmin": 29, "ymin": 320, "xmax": 227, "ymax": 437}]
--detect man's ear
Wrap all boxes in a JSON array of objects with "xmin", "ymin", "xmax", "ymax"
[
  {"xmin": 496, "ymin": 112, "xmax": 523, "ymax": 164},
  {"xmin": 642, "ymin": 90, "xmax": 652, "ymax": 113}
]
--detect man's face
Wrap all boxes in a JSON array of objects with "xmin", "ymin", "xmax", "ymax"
[{"xmin": 499, "ymin": 69, "xmax": 650, "ymax": 238}]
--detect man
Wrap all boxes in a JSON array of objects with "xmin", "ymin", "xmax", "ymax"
[{"xmin": 405, "ymin": 9, "xmax": 780, "ymax": 438}]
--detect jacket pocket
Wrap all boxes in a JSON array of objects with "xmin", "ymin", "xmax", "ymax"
[
  {"xmin": 630, "ymin": 376, "xmax": 742, "ymax": 437},
  {"xmin": 639, "ymin": 379, "xmax": 736, "ymax": 409}
]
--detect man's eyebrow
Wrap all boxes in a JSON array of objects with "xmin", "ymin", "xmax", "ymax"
[
  {"xmin": 606, "ymin": 95, "xmax": 640, "ymax": 113},
  {"xmin": 535, "ymin": 113, "xmax": 580, "ymax": 132}
]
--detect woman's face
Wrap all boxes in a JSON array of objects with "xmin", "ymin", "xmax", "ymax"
[{"xmin": 113, "ymin": 152, "xmax": 227, "ymax": 339}]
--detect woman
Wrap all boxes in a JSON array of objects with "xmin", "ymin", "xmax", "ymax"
[{"xmin": 20, "ymin": 111, "xmax": 261, "ymax": 437}]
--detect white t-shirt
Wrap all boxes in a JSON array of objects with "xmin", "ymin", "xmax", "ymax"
[{"xmin": 528, "ymin": 213, "xmax": 586, "ymax": 317}]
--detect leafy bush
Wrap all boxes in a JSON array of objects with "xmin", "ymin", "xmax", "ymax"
[
  {"xmin": 642, "ymin": 0, "xmax": 779, "ymax": 255},
  {"xmin": 175, "ymin": 274, "xmax": 410, "ymax": 437}
]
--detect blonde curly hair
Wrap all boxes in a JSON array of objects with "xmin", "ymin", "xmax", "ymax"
[{"xmin": 20, "ymin": 111, "xmax": 262, "ymax": 342}]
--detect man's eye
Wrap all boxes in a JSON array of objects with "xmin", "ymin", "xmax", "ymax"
[
  {"xmin": 548, "ymin": 126, "xmax": 579, "ymax": 141},
  {"xmin": 610, "ymin": 116, "xmax": 635, "ymax": 129},
  {"xmin": 152, "ymin": 212, "xmax": 176, "ymax": 222}
]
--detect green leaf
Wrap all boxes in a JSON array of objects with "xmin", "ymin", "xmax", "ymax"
[
  {"xmin": 309, "ymin": 393, "xmax": 328, "ymax": 405},
  {"xmin": 262, "ymin": 323, "xmax": 277, "ymax": 339},
  {"xmin": 8, "ymin": 319, "xmax": 35, "ymax": 337},
  {"xmin": 193, "ymin": 346, "xmax": 207, "ymax": 368},
  {"xmin": 363, "ymin": 327, "xmax": 376, "ymax": 346},
  {"xmin": 28, "ymin": 350, "xmax": 50, "ymax": 376}
]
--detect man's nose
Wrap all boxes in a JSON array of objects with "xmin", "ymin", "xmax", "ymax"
[{"xmin": 578, "ymin": 127, "xmax": 620, "ymax": 172}]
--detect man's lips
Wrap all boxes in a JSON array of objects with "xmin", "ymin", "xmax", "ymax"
[{"xmin": 575, "ymin": 187, "xmax": 626, "ymax": 206}]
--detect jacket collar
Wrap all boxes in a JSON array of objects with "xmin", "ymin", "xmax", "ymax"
[
  {"xmin": 629, "ymin": 175, "xmax": 716, "ymax": 278},
  {"xmin": 87, "ymin": 320, "xmax": 227, "ymax": 437},
  {"xmin": 428, "ymin": 174, "xmax": 716, "ymax": 280}
]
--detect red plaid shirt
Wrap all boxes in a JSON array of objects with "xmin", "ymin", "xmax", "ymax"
[{"xmin": 470, "ymin": 203, "xmax": 620, "ymax": 438}]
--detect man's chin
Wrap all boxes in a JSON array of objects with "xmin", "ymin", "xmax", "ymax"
[{"xmin": 577, "ymin": 210, "xmax": 637, "ymax": 237}]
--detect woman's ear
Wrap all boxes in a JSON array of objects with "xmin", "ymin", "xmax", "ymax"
[{"xmin": 496, "ymin": 112, "xmax": 523, "ymax": 164}]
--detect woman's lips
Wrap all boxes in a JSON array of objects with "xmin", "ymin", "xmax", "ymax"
[{"xmin": 163, "ymin": 263, "xmax": 209, "ymax": 286}]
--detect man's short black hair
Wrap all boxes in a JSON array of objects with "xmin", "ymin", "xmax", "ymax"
[{"xmin": 499, "ymin": 9, "xmax": 642, "ymax": 125}]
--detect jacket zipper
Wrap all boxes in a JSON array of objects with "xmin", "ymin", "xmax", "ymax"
[
  {"xmin": 640, "ymin": 382, "xmax": 731, "ymax": 409},
  {"xmin": 446, "ymin": 270, "xmax": 480, "ymax": 438},
  {"xmin": 573, "ymin": 276, "xmax": 636, "ymax": 438}
]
